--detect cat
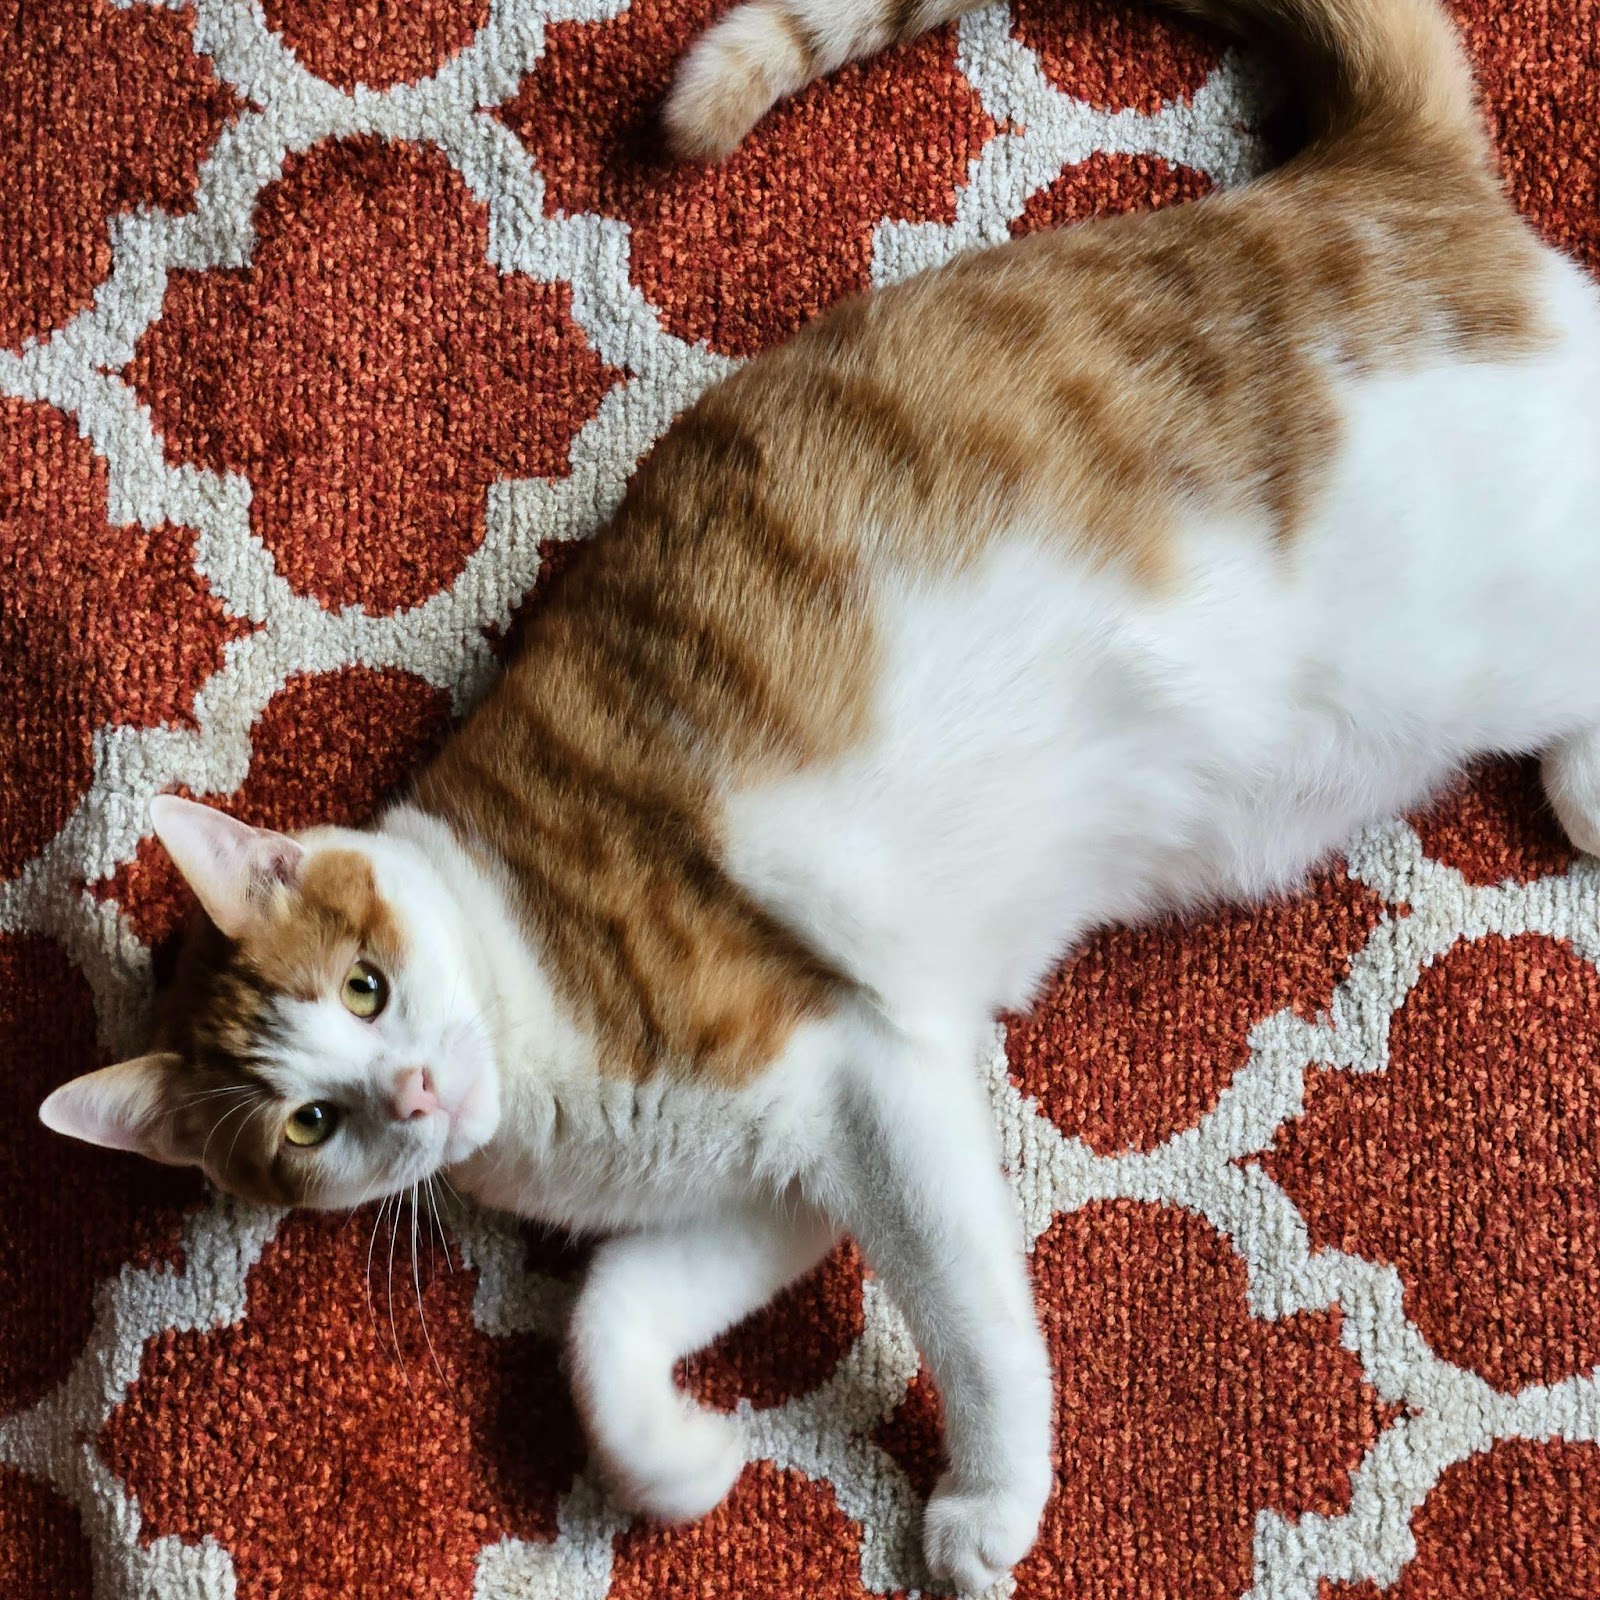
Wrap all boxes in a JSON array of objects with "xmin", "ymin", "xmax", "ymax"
[{"xmin": 40, "ymin": 0, "xmax": 1600, "ymax": 1588}]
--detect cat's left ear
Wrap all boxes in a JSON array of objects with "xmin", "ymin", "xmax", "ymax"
[
  {"xmin": 149, "ymin": 794, "xmax": 303, "ymax": 938},
  {"xmin": 39, "ymin": 1054, "xmax": 188, "ymax": 1164}
]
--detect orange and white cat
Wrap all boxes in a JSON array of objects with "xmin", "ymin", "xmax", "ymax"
[{"xmin": 42, "ymin": 0, "xmax": 1600, "ymax": 1587}]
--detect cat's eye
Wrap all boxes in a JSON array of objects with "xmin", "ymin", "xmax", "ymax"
[
  {"xmin": 284, "ymin": 1103, "xmax": 339, "ymax": 1148},
  {"xmin": 341, "ymin": 959, "xmax": 388, "ymax": 1020}
]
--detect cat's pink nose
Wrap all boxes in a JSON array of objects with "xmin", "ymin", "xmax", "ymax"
[{"xmin": 392, "ymin": 1067, "xmax": 439, "ymax": 1121}]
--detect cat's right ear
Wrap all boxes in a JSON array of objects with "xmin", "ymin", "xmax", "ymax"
[
  {"xmin": 38, "ymin": 1054, "xmax": 188, "ymax": 1164},
  {"xmin": 149, "ymin": 795, "xmax": 303, "ymax": 939}
]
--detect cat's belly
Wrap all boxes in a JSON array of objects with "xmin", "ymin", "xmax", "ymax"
[
  {"xmin": 719, "ymin": 531, "xmax": 1300, "ymax": 1020},
  {"xmin": 722, "ymin": 311, "xmax": 1600, "ymax": 1023}
]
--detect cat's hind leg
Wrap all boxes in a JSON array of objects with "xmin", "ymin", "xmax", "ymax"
[
  {"xmin": 1542, "ymin": 727, "xmax": 1600, "ymax": 856},
  {"xmin": 568, "ymin": 1201, "xmax": 837, "ymax": 1522}
]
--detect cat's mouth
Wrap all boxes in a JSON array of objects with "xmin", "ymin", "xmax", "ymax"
[{"xmin": 376, "ymin": 1086, "xmax": 496, "ymax": 1200}]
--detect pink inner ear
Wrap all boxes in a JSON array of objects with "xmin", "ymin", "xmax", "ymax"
[
  {"xmin": 254, "ymin": 836, "xmax": 300, "ymax": 890},
  {"xmin": 148, "ymin": 794, "xmax": 304, "ymax": 938},
  {"xmin": 38, "ymin": 1055, "xmax": 180, "ymax": 1161}
]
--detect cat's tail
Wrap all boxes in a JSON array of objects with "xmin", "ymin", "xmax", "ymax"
[{"xmin": 664, "ymin": 0, "xmax": 1486, "ymax": 170}]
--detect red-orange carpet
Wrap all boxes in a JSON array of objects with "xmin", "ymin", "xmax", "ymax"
[{"xmin": 2, "ymin": 1, "xmax": 1598, "ymax": 1596}]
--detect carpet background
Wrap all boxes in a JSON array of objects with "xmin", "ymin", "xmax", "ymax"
[{"xmin": 2, "ymin": 0, "xmax": 1598, "ymax": 1596}]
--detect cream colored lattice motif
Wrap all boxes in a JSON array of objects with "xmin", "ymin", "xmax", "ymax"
[{"xmin": 2, "ymin": 3, "xmax": 1594, "ymax": 1597}]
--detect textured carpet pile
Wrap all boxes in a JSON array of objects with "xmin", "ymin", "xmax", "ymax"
[{"xmin": 2, "ymin": 1, "xmax": 1598, "ymax": 1595}]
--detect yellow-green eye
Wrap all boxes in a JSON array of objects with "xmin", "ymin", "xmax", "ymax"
[
  {"xmin": 284, "ymin": 1102, "xmax": 338, "ymax": 1148},
  {"xmin": 341, "ymin": 959, "xmax": 388, "ymax": 1020}
]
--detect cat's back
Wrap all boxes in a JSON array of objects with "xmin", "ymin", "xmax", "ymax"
[
  {"xmin": 544, "ymin": 94, "xmax": 1567, "ymax": 657},
  {"xmin": 421, "ymin": 0, "xmax": 1600, "ymax": 1065}
]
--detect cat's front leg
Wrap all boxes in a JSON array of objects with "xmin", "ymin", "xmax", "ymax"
[
  {"xmin": 568, "ymin": 1199, "xmax": 838, "ymax": 1521},
  {"xmin": 815, "ymin": 1016, "xmax": 1054, "ymax": 1594}
]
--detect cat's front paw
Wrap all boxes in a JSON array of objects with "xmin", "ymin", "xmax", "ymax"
[
  {"xmin": 922, "ymin": 1470, "xmax": 1049, "ymax": 1594},
  {"xmin": 597, "ymin": 1402, "xmax": 746, "ymax": 1524}
]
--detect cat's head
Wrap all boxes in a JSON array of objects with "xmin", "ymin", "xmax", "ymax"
[{"xmin": 39, "ymin": 797, "xmax": 501, "ymax": 1207}]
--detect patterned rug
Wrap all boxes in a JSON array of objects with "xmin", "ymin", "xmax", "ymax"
[{"xmin": 3, "ymin": 0, "xmax": 1598, "ymax": 1595}]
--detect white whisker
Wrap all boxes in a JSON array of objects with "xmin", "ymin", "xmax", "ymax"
[
  {"xmin": 172, "ymin": 1083, "xmax": 256, "ymax": 1114},
  {"xmin": 421, "ymin": 1175, "xmax": 436, "ymax": 1280},
  {"xmin": 198, "ymin": 1096, "xmax": 257, "ymax": 1171},
  {"xmin": 338, "ymin": 1166, "xmax": 391, "ymax": 1241},
  {"xmin": 386, "ymin": 1192, "xmax": 409, "ymax": 1388},
  {"xmin": 411, "ymin": 1186, "xmax": 447, "ymax": 1386},
  {"xmin": 224, "ymin": 1097, "xmax": 270, "ymax": 1172},
  {"xmin": 426, "ymin": 1177, "xmax": 454, "ymax": 1275},
  {"xmin": 156, "ymin": 1083, "xmax": 257, "ymax": 1134},
  {"xmin": 365, "ymin": 1194, "xmax": 389, "ymax": 1350}
]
